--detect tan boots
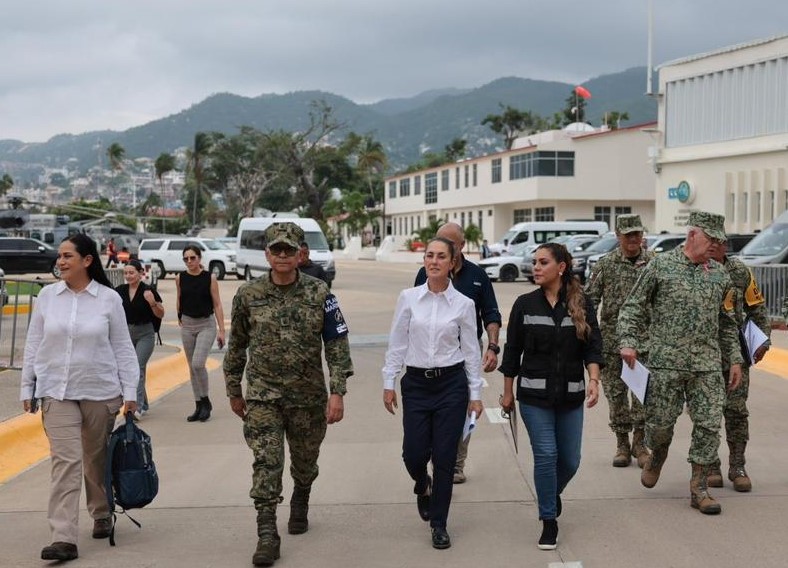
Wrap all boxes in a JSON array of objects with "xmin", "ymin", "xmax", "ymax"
[
  {"xmin": 728, "ymin": 441, "xmax": 752, "ymax": 492},
  {"xmin": 641, "ymin": 446, "xmax": 668, "ymax": 488},
  {"xmin": 631, "ymin": 429, "xmax": 649, "ymax": 469},
  {"xmin": 612, "ymin": 433, "xmax": 632, "ymax": 467},
  {"xmin": 690, "ymin": 463, "xmax": 722, "ymax": 514}
]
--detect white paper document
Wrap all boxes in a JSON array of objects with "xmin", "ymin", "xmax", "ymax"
[
  {"xmin": 743, "ymin": 320, "xmax": 769, "ymax": 365},
  {"xmin": 462, "ymin": 411, "xmax": 478, "ymax": 442},
  {"xmin": 620, "ymin": 360, "xmax": 650, "ymax": 405}
]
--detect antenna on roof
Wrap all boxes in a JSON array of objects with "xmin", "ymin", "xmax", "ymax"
[{"xmin": 646, "ymin": 0, "xmax": 654, "ymax": 96}]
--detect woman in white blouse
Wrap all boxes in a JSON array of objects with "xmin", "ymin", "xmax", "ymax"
[
  {"xmin": 20, "ymin": 234, "xmax": 139, "ymax": 562},
  {"xmin": 383, "ymin": 237, "xmax": 483, "ymax": 550}
]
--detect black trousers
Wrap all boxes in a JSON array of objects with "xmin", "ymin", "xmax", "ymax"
[{"xmin": 401, "ymin": 366, "xmax": 469, "ymax": 529}]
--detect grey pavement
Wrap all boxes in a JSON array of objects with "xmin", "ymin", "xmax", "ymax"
[{"xmin": 2, "ymin": 260, "xmax": 788, "ymax": 567}]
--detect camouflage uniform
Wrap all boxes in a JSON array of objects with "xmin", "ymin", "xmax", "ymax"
[
  {"xmin": 708, "ymin": 256, "xmax": 770, "ymax": 490},
  {"xmin": 224, "ymin": 222, "xmax": 353, "ymax": 563},
  {"xmin": 586, "ymin": 221, "xmax": 655, "ymax": 442},
  {"xmin": 617, "ymin": 245, "xmax": 742, "ymax": 467},
  {"xmin": 782, "ymin": 296, "xmax": 788, "ymax": 324}
]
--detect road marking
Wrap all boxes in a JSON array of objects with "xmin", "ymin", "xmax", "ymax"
[
  {"xmin": 0, "ymin": 349, "xmax": 220, "ymax": 485},
  {"xmin": 756, "ymin": 346, "xmax": 788, "ymax": 379}
]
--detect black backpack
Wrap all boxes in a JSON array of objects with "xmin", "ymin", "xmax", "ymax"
[{"xmin": 105, "ymin": 413, "xmax": 159, "ymax": 545}]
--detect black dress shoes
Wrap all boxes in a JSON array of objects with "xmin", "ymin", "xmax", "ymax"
[
  {"xmin": 417, "ymin": 475, "xmax": 431, "ymax": 521},
  {"xmin": 431, "ymin": 527, "xmax": 451, "ymax": 549},
  {"xmin": 41, "ymin": 542, "xmax": 78, "ymax": 561}
]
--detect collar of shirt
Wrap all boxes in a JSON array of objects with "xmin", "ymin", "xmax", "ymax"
[
  {"xmin": 54, "ymin": 279, "xmax": 100, "ymax": 297},
  {"xmin": 415, "ymin": 280, "xmax": 460, "ymax": 304}
]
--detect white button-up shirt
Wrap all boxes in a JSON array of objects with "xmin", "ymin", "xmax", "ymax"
[
  {"xmin": 382, "ymin": 281, "xmax": 482, "ymax": 399},
  {"xmin": 20, "ymin": 280, "xmax": 139, "ymax": 402}
]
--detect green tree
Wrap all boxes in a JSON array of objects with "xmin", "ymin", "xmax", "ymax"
[
  {"xmin": 0, "ymin": 173, "xmax": 13, "ymax": 196},
  {"xmin": 482, "ymin": 105, "xmax": 542, "ymax": 150},
  {"xmin": 324, "ymin": 191, "xmax": 381, "ymax": 237},
  {"xmin": 464, "ymin": 223, "xmax": 483, "ymax": 253},
  {"xmin": 561, "ymin": 89, "xmax": 589, "ymax": 125},
  {"xmin": 106, "ymin": 142, "xmax": 125, "ymax": 199},
  {"xmin": 412, "ymin": 217, "xmax": 445, "ymax": 244},
  {"xmin": 604, "ymin": 111, "xmax": 630, "ymax": 130},
  {"xmin": 444, "ymin": 138, "xmax": 467, "ymax": 162},
  {"xmin": 186, "ymin": 132, "xmax": 214, "ymax": 226},
  {"xmin": 355, "ymin": 134, "xmax": 387, "ymax": 201},
  {"xmin": 154, "ymin": 152, "xmax": 176, "ymax": 195}
]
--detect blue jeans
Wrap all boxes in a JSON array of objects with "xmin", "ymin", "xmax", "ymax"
[{"xmin": 520, "ymin": 403, "xmax": 584, "ymax": 520}]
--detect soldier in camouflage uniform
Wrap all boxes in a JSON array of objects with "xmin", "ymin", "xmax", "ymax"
[
  {"xmin": 706, "ymin": 238, "xmax": 770, "ymax": 492},
  {"xmin": 782, "ymin": 296, "xmax": 788, "ymax": 324},
  {"xmin": 618, "ymin": 211, "xmax": 743, "ymax": 515},
  {"xmin": 223, "ymin": 222, "xmax": 353, "ymax": 567},
  {"xmin": 586, "ymin": 214, "xmax": 655, "ymax": 468}
]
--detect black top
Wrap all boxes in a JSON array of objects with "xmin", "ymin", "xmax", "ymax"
[
  {"xmin": 179, "ymin": 271, "xmax": 214, "ymax": 318},
  {"xmin": 414, "ymin": 256, "xmax": 502, "ymax": 338},
  {"xmin": 116, "ymin": 282, "xmax": 162, "ymax": 326},
  {"xmin": 300, "ymin": 261, "xmax": 329, "ymax": 284},
  {"xmin": 499, "ymin": 287, "xmax": 604, "ymax": 409}
]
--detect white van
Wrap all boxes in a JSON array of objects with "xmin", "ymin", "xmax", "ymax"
[
  {"xmin": 236, "ymin": 217, "xmax": 335, "ymax": 282},
  {"xmin": 489, "ymin": 221, "xmax": 609, "ymax": 255}
]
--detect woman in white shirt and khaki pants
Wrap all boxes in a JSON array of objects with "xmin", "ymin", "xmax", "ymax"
[
  {"xmin": 383, "ymin": 237, "xmax": 484, "ymax": 550},
  {"xmin": 20, "ymin": 234, "xmax": 138, "ymax": 562}
]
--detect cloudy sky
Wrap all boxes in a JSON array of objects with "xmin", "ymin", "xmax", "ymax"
[{"xmin": 1, "ymin": 0, "xmax": 786, "ymax": 142}]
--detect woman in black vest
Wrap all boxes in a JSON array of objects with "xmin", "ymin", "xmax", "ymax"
[
  {"xmin": 176, "ymin": 245, "xmax": 225, "ymax": 422},
  {"xmin": 116, "ymin": 260, "xmax": 164, "ymax": 418},
  {"xmin": 499, "ymin": 242, "xmax": 603, "ymax": 551}
]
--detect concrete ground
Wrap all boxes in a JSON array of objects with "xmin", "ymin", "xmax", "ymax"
[{"xmin": 2, "ymin": 259, "xmax": 788, "ymax": 567}]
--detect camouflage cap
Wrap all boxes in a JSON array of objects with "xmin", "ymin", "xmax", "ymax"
[
  {"xmin": 615, "ymin": 214, "xmax": 645, "ymax": 234},
  {"xmin": 687, "ymin": 210, "xmax": 726, "ymax": 242},
  {"xmin": 265, "ymin": 222, "xmax": 304, "ymax": 250}
]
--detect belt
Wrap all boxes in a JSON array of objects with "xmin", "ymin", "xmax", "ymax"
[{"xmin": 406, "ymin": 362, "xmax": 464, "ymax": 379}]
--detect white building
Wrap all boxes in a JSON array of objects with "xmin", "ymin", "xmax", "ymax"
[
  {"xmin": 384, "ymin": 123, "xmax": 658, "ymax": 249},
  {"xmin": 654, "ymin": 34, "xmax": 788, "ymax": 233}
]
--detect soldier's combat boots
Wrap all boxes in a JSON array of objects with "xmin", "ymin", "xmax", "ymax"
[
  {"xmin": 641, "ymin": 446, "xmax": 668, "ymax": 488},
  {"xmin": 253, "ymin": 507, "xmax": 281, "ymax": 567},
  {"xmin": 690, "ymin": 463, "xmax": 722, "ymax": 515},
  {"xmin": 706, "ymin": 461, "xmax": 724, "ymax": 488},
  {"xmin": 728, "ymin": 441, "xmax": 752, "ymax": 492},
  {"xmin": 288, "ymin": 485, "xmax": 311, "ymax": 535},
  {"xmin": 612, "ymin": 433, "xmax": 632, "ymax": 467},
  {"xmin": 631, "ymin": 429, "xmax": 650, "ymax": 469}
]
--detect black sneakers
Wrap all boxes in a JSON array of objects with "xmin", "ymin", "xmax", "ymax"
[{"xmin": 538, "ymin": 519, "xmax": 558, "ymax": 550}]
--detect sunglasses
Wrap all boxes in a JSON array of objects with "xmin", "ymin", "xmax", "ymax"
[
  {"xmin": 268, "ymin": 245, "xmax": 298, "ymax": 257},
  {"xmin": 183, "ymin": 255, "xmax": 199, "ymax": 262}
]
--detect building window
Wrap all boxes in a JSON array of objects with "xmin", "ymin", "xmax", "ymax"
[
  {"xmin": 488, "ymin": 209, "xmax": 493, "ymax": 216},
  {"xmin": 455, "ymin": 167, "xmax": 460, "ymax": 189},
  {"xmin": 414, "ymin": 175, "xmax": 421, "ymax": 195},
  {"xmin": 461, "ymin": 212, "xmax": 465, "ymax": 227},
  {"xmin": 472, "ymin": 164, "xmax": 478, "ymax": 186},
  {"xmin": 513, "ymin": 208, "xmax": 532, "ymax": 223},
  {"xmin": 510, "ymin": 153, "xmax": 533, "ymax": 180},
  {"xmin": 441, "ymin": 169, "xmax": 449, "ymax": 191},
  {"xmin": 770, "ymin": 190, "xmax": 776, "ymax": 220},
  {"xmin": 742, "ymin": 192, "xmax": 748, "ymax": 221},
  {"xmin": 594, "ymin": 206, "xmax": 612, "ymax": 227},
  {"xmin": 755, "ymin": 191, "xmax": 761, "ymax": 222},
  {"xmin": 535, "ymin": 207, "xmax": 555, "ymax": 221},
  {"xmin": 399, "ymin": 178, "xmax": 410, "ymax": 197},
  {"xmin": 425, "ymin": 172, "xmax": 438, "ymax": 204},
  {"xmin": 510, "ymin": 151, "xmax": 575, "ymax": 180},
  {"xmin": 492, "ymin": 158, "xmax": 502, "ymax": 183},
  {"xmin": 478, "ymin": 210, "xmax": 483, "ymax": 232},
  {"xmin": 556, "ymin": 151, "xmax": 575, "ymax": 176},
  {"xmin": 388, "ymin": 181, "xmax": 396, "ymax": 199},
  {"xmin": 464, "ymin": 165, "xmax": 470, "ymax": 188}
]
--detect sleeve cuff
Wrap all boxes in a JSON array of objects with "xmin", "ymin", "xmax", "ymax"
[{"xmin": 383, "ymin": 378, "xmax": 395, "ymax": 390}]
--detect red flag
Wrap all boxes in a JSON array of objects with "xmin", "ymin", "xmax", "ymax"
[{"xmin": 575, "ymin": 85, "xmax": 592, "ymax": 99}]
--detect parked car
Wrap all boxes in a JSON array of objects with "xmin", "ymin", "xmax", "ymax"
[
  {"xmin": 725, "ymin": 233, "xmax": 756, "ymax": 255},
  {"xmin": 0, "ymin": 237, "xmax": 60, "ymax": 277},
  {"xmin": 520, "ymin": 235, "xmax": 600, "ymax": 282},
  {"xmin": 477, "ymin": 251, "xmax": 526, "ymax": 282},
  {"xmin": 570, "ymin": 235, "xmax": 619, "ymax": 283},
  {"xmin": 583, "ymin": 233, "xmax": 687, "ymax": 280},
  {"xmin": 137, "ymin": 236, "xmax": 237, "ymax": 280}
]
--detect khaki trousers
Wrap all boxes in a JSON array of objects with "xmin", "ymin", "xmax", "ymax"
[{"xmin": 41, "ymin": 396, "xmax": 122, "ymax": 544}]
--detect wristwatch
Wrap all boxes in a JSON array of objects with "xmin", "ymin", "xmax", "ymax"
[{"xmin": 487, "ymin": 343, "xmax": 501, "ymax": 354}]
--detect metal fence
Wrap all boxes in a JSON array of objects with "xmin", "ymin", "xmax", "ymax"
[{"xmin": 751, "ymin": 264, "xmax": 788, "ymax": 320}]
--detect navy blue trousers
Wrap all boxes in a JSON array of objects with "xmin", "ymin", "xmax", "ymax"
[{"xmin": 401, "ymin": 367, "xmax": 469, "ymax": 529}]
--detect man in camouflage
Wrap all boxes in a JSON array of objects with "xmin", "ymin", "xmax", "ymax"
[
  {"xmin": 707, "ymin": 238, "xmax": 770, "ymax": 492},
  {"xmin": 224, "ymin": 222, "xmax": 353, "ymax": 567},
  {"xmin": 586, "ymin": 214, "xmax": 655, "ymax": 468},
  {"xmin": 618, "ymin": 211, "xmax": 743, "ymax": 515}
]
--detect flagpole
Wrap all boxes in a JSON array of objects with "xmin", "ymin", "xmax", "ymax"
[{"xmin": 647, "ymin": 0, "xmax": 654, "ymax": 95}]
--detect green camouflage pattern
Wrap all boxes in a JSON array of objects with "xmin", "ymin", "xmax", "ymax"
[
  {"xmin": 266, "ymin": 221, "xmax": 304, "ymax": 249},
  {"xmin": 600, "ymin": 352, "xmax": 645, "ymax": 432},
  {"xmin": 223, "ymin": 274, "xmax": 353, "ymax": 402},
  {"xmin": 783, "ymin": 296, "xmax": 788, "ymax": 323},
  {"xmin": 644, "ymin": 369, "xmax": 725, "ymax": 465},
  {"xmin": 587, "ymin": 247, "xmax": 655, "ymax": 354},
  {"xmin": 616, "ymin": 214, "xmax": 645, "ymax": 234},
  {"xmin": 617, "ymin": 247, "xmax": 742, "ymax": 371},
  {"xmin": 244, "ymin": 400, "xmax": 327, "ymax": 506},
  {"xmin": 687, "ymin": 210, "xmax": 726, "ymax": 242},
  {"xmin": 720, "ymin": 365, "xmax": 750, "ymax": 445},
  {"xmin": 721, "ymin": 255, "xmax": 770, "ymax": 369}
]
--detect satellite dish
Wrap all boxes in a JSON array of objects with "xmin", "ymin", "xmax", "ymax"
[{"xmin": 563, "ymin": 122, "xmax": 596, "ymax": 133}]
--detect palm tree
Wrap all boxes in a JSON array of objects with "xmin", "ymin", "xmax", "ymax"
[
  {"xmin": 356, "ymin": 135, "xmax": 387, "ymax": 200},
  {"xmin": 154, "ymin": 152, "xmax": 176, "ymax": 196},
  {"xmin": 186, "ymin": 132, "xmax": 214, "ymax": 227},
  {"xmin": 106, "ymin": 142, "xmax": 125, "ymax": 199}
]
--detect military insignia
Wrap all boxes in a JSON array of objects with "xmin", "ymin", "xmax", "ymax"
[
  {"xmin": 743, "ymin": 271, "xmax": 765, "ymax": 306},
  {"xmin": 323, "ymin": 293, "xmax": 349, "ymax": 340}
]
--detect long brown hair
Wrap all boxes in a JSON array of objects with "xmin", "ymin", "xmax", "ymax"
[{"xmin": 536, "ymin": 242, "xmax": 591, "ymax": 340}]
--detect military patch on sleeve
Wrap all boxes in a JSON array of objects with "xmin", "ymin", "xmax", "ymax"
[
  {"xmin": 743, "ymin": 270, "xmax": 765, "ymax": 306},
  {"xmin": 723, "ymin": 289, "xmax": 735, "ymax": 312},
  {"xmin": 322, "ymin": 293, "xmax": 349, "ymax": 341}
]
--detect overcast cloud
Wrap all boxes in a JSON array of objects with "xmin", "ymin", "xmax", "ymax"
[{"xmin": 1, "ymin": 0, "xmax": 786, "ymax": 142}]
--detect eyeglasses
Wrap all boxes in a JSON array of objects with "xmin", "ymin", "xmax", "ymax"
[
  {"xmin": 183, "ymin": 255, "xmax": 199, "ymax": 262},
  {"xmin": 268, "ymin": 245, "xmax": 298, "ymax": 257}
]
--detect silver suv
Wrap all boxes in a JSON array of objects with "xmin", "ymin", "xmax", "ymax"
[{"xmin": 138, "ymin": 237, "xmax": 237, "ymax": 280}]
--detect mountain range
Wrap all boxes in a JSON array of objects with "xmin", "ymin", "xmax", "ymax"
[{"xmin": 0, "ymin": 66, "xmax": 656, "ymax": 174}]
